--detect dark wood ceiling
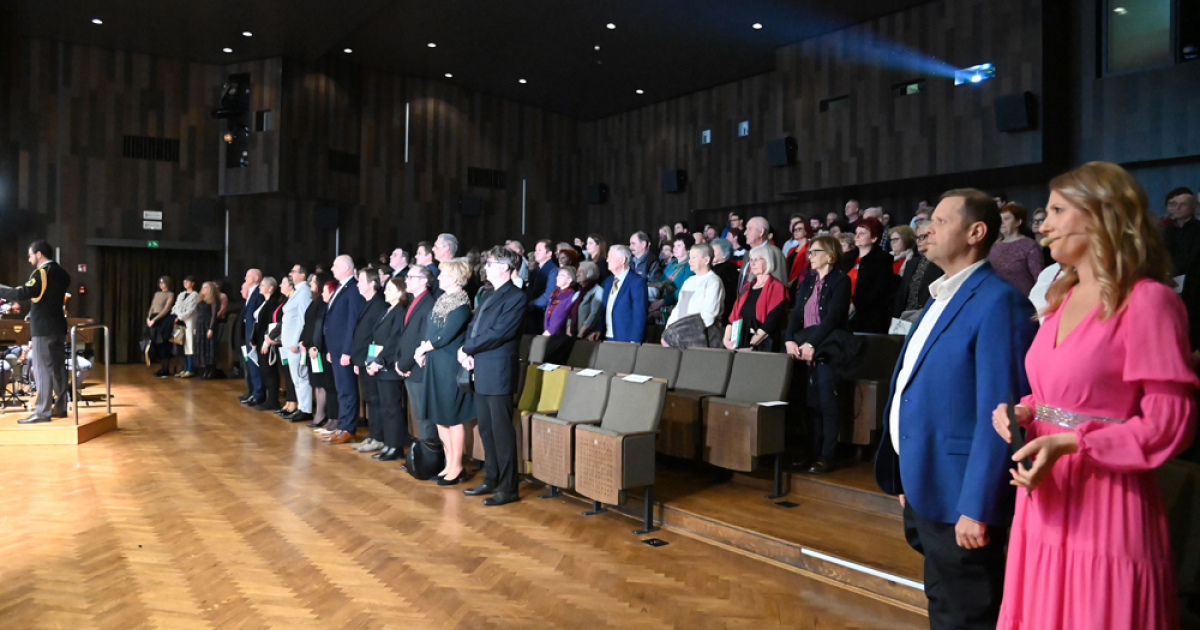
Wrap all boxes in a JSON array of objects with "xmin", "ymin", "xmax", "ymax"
[{"xmin": 9, "ymin": 0, "xmax": 931, "ymax": 120}]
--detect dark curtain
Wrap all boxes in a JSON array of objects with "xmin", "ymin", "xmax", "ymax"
[{"xmin": 98, "ymin": 247, "xmax": 221, "ymax": 364}]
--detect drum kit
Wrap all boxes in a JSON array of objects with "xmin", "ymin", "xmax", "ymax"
[{"xmin": 0, "ymin": 346, "xmax": 33, "ymax": 411}]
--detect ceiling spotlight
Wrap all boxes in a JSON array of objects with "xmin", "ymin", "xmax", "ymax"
[
  {"xmin": 519, "ymin": 79, "xmax": 527, "ymax": 84},
  {"xmin": 606, "ymin": 23, "xmax": 616, "ymax": 29},
  {"xmin": 428, "ymin": 42, "xmax": 436, "ymax": 48},
  {"xmin": 223, "ymin": 48, "xmax": 233, "ymax": 53},
  {"xmin": 594, "ymin": 45, "xmax": 600, "ymax": 51},
  {"xmin": 1113, "ymin": 7, "xmax": 1128, "ymax": 14},
  {"xmin": 91, "ymin": 18, "xmax": 103, "ymax": 25},
  {"xmin": 344, "ymin": 48, "xmax": 352, "ymax": 53},
  {"xmin": 242, "ymin": 31, "xmax": 252, "ymax": 37},
  {"xmin": 445, "ymin": 73, "xmax": 453, "ymax": 78},
  {"xmin": 752, "ymin": 23, "xmax": 763, "ymax": 29},
  {"xmin": 636, "ymin": 89, "xmax": 644, "ymax": 94}
]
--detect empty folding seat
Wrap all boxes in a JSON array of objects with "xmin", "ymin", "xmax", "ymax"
[
  {"xmin": 566, "ymin": 339, "xmax": 599, "ymax": 369},
  {"xmin": 530, "ymin": 370, "xmax": 612, "ymax": 494},
  {"xmin": 632, "ymin": 344, "xmax": 682, "ymax": 388},
  {"xmin": 657, "ymin": 348, "xmax": 734, "ymax": 460},
  {"xmin": 527, "ymin": 334, "xmax": 549, "ymax": 365},
  {"xmin": 519, "ymin": 365, "xmax": 570, "ymax": 473},
  {"xmin": 574, "ymin": 376, "xmax": 669, "ymax": 535},
  {"xmin": 703, "ymin": 351, "xmax": 793, "ymax": 477},
  {"xmin": 592, "ymin": 341, "xmax": 637, "ymax": 374}
]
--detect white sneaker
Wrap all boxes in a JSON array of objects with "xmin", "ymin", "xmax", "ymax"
[
  {"xmin": 353, "ymin": 438, "xmax": 378, "ymax": 452},
  {"xmin": 358, "ymin": 439, "xmax": 384, "ymax": 453}
]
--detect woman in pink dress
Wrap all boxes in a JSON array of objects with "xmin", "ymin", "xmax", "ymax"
[{"xmin": 992, "ymin": 161, "xmax": 1197, "ymax": 630}]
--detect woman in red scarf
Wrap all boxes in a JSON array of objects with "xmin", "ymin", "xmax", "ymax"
[
  {"xmin": 786, "ymin": 221, "xmax": 811, "ymax": 290},
  {"xmin": 724, "ymin": 244, "xmax": 788, "ymax": 352}
]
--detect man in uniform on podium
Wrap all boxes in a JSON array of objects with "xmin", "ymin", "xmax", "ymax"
[{"xmin": 0, "ymin": 240, "xmax": 71, "ymax": 423}]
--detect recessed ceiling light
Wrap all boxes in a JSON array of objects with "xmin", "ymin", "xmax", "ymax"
[
  {"xmin": 91, "ymin": 18, "xmax": 103, "ymax": 25},
  {"xmin": 606, "ymin": 23, "xmax": 616, "ymax": 29},
  {"xmin": 594, "ymin": 45, "xmax": 600, "ymax": 51},
  {"xmin": 519, "ymin": 79, "xmax": 527, "ymax": 84},
  {"xmin": 753, "ymin": 23, "xmax": 763, "ymax": 30},
  {"xmin": 636, "ymin": 89, "xmax": 644, "ymax": 94},
  {"xmin": 445, "ymin": 73, "xmax": 453, "ymax": 78},
  {"xmin": 242, "ymin": 31, "xmax": 252, "ymax": 37},
  {"xmin": 344, "ymin": 48, "xmax": 352, "ymax": 53},
  {"xmin": 427, "ymin": 42, "xmax": 436, "ymax": 48},
  {"xmin": 222, "ymin": 48, "xmax": 233, "ymax": 53}
]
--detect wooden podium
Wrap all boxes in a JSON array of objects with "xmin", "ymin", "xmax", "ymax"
[{"xmin": 0, "ymin": 410, "xmax": 118, "ymax": 445}]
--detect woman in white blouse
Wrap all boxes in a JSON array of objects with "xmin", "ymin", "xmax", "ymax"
[
  {"xmin": 662, "ymin": 242, "xmax": 725, "ymax": 346},
  {"xmin": 170, "ymin": 276, "xmax": 199, "ymax": 378}
]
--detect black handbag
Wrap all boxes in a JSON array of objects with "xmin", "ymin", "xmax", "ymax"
[
  {"xmin": 663, "ymin": 313, "xmax": 721, "ymax": 349},
  {"xmin": 456, "ymin": 366, "xmax": 474, "ymax": 393},
  {"xmin": 406, "ymin": 437, "xmax": 446, "ymax": 480}
]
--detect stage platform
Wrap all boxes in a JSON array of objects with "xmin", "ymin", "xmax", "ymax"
[
  {"xmin": 0, "ymin": 410, "xmax": 119, "ymax": 445},
  {"xmin": 553, "ymin": 458, "xmax": 926, "ymax": 613}
]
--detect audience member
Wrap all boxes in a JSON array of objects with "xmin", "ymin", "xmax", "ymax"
[
  {"xmin": 673, "ymin": 220, "xmax": 690, "ymax": 235},
  {"xmin": 724, "ymin": 244, "xmax": 787, "ymax": 351},
  {"xmin": 301, "ymin": 275, "xmax": 336, "ymax": 429},
  {"xmin": 785, "ymin": 235, "xmax": 851, "ymax": 474},
  {"xmin": 893, "ymin": 221, "xmax": 943, "ymax": 319},
  {"xmin": 988, "ymin": 203, "xmax": 1044, "ymax": 295},
  {"xmin": 251, "ymin": 276, "xmax": 284, "ymax": 411},
  {"xmin": 195, "ymin": 281, "xmax": 220, "ymax": 379},
  {"xmin": 782, "ymin": 214, "xmax": 806, "ymax": 258},
  {"xmin": 415, "ymin": 241, "xmax": 439, "ymax": 279},
  {"xmin": 656, "ymin": 225, "xmax": 673, "ymax": 251},
  {"xmin": 506, "ymin": 240, "xmax": 528, "ymax": 287},
  {"xmin": 345, "ymin": 268, "xmax": 388, "ymax": 445},
  {"xmin": 629, "ymin": 231, "xmax": 663, "ymax": 282},
  {"xmin": 825, "ymin": 211, "xmax": 839, "ymax": 229},
  {"xmin": 280, "ymin": 265, "xmax": 313, "ymax": 421},
  {"xmin": 389, "ymin": 248, "xmax": 410, "ymax": 281},
  {"xmin": 843, "ymin": 199, "xmax": 862, "ymax": 229},
  {"xmin": 394, "ymin": 265, "xmax": 436, "ymax": 441},
  {"xmin": 703, "ymin": 223, "xmax": 719, "ymax": 242},
  {"xmin": 785, "ymin": 221, "xmax": 811, "ymax": 291},
  {"xmin": 721, "ymin": 211, "xmax": 744, "ymax": 239},
  {"xmin": 889, "ymin": 226, "xmax": 917, "ymax": 275},
  {"xmin": 415, "ymin": 258, "xmax": 476, "ymax": 485},
  {"xmin": 875, "ymin": 188, "xmax": 1037, "ymax": 630},
  {"xmin": 567, "ymin": 261, "xmax": 604, "ymax": 338},
  {"xmin": 596, "ymin": 244, "xmax": 647, "ymax": 343},
  {"xmin": 275, "ymin": 277, "xmax": 299, "ymax": 416},
  {"xmin": 738, "ymin": 217, "xmax": 771, "ymax": 285},
  {"xmin": 461, "ymin": 247, "xmax": 529, "ymax": 505},
  {"xmin": 322, "ymin": 255, "xmax": 365, "ymax": 443},
  {"xmin": 526, "ymin": 239, "xmax": 560, "ymax": 333},
  {"xmin": 542, "ymin": 265, "xmax": 577, "ymax": 336},
  {"xmin": 1162, "ymin": 186, "xmax": 1199, "ymax": 276},
  {"xmin": 1030, "ymin": 207, "xmax": 1055, "ymax": 268},
  {"xmin": 658, "ymin": 240, "xmax": 674, "ymax": 268},
  {"xmin": 171, "ymin": 276, "xmax": 199, "ymax": 378},
  {"xmin": 360, "ymin": 276, "xmax": 409, "ymax": 459},
  {"xmin": 710, "ymin": 238, "xmax": 739, "ymax": 324},
  {"xmin": 847, "ymin": 217, "xmax": 896, "ymax": 333},
  {"xmin": 659, "ymin": 234, "xmax": 695, "ymax": 307},
  {"xmin": 663, "ymin": 242, "xmax": 724, "ymax": 347},
  {"xmin": 147, "ymin": 276, "xmax": 176, "ymax": 377}
]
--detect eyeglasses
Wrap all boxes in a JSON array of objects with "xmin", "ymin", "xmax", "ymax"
[
  {"xmin": 806, "ymin": 249, "xmax": 826, "ymax": 256},
  {"xmin": 484, "ymin": 260, "xmax": 507, "ymax": 267},
  {"xmin": 888, "ymin": 236, "xmax": 902, "ymax": 242},
  {"xmin": 406, "ymin": 275, "xmax": 425, "ymax": 280},
  {"xmin": 915, "ymin": 234, "xmax": 929, "ymax": 242}
]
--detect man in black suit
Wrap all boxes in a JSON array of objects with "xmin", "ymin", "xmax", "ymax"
[
  {"xmin": 347, "ymin": 269, "xmax": 389, "ymax": 446},
  {"xmin": 238, "ymin": 268, "xmax": 265, "ymax": 405},
  {"xmin": 0, "ymin": 240, "xmax": 71, "ymax": 423},
  {"xmin": 460, "ymin": 246, "xmax": 529, "ymax": 506},
  {"xmin": 322, "ymin": 255, "xmax": 365, "ymax": 444}
]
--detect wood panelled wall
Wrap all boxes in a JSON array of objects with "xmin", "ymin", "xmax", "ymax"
[
  {"xmin": 218, "ymin": 57, "xmax": 283, "ymax": 196},
  {"xmin": 579, "ymin": 0, "xmax": 1044, "ymax": 239}
]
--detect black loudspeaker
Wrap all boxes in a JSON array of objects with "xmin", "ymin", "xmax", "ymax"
[
  {"xmin": 662, "ymin": 170, "xmax": 687, "ymax": 193},
  {"xmin": 587, "ymin": 183, "xmax": 609, "ymax": 204},
  {"xmin": 766, "ymin": 137, "xmax": 797, "ymax": 166},
  {"xmin": 460, "ymin": 196, "xmax": 483, "ymax": 217},
  {"xmin": 995, "ymin": 92, "xmax": 1037, "ymax": 132},
  {"xmin": 314, "ymin": 204, "xmax": 339, "ymax": 230}
]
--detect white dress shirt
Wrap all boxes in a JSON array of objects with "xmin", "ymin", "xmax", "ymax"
[
  {"xmin": 888, "ymin": 259, "xmax": 986, "ymax": 455},
  {"xmin": 605, "ymin": 269, "xmax": 629, "ymax": 339}
]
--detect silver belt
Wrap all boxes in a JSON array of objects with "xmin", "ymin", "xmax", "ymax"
[{"xmin": 1035, "ymin": 404, "xmax": 1125, "ymax": 429}]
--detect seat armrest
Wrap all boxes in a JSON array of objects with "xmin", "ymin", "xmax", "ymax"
[{"xmin": 532, "ymin": 413, "xmax": 600, "ymax": 428}]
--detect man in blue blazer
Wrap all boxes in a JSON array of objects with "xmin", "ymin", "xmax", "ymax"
[
  {"xmin": 593, "ymin": 244, "xmax": 647, "ymax": 343},
  {"xmin": 238, "ymin": 268, "xmax": 266, "ymax": 406},
  {"xmin": 875, "ymin": 189, "xmax": 1037, "ymax": 630},
  {"xmin": 322, "ymin": 255, "xmax": 365, "ymax": 442},
  {"xmin": 461, "ymin": 246, "xmax": 530, "ymax": 506}
]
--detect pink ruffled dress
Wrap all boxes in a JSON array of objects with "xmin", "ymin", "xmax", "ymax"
[{"xmin": 998, "ymin": 280, "xmax": 1198, "ymax": 630}]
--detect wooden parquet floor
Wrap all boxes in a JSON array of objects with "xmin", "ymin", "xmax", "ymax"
[{"xmin": 0, "ymin": 366, "xmax": 926, "ymax": 630}]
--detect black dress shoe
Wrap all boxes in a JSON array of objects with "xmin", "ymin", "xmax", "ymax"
[
  {"xmin": 305, "ymin": 419, "xmax": 324, "ymax": 428},
  {"xmin": 372, "ymin": 447, "xmax": 390, "ymax": 460},
  {"xmin": 378, "ymin": 448, "xmax": 401, "ymax": 462},
  {"xmin": 241, "ymin": 396, "xmax": 261, "ymax": 406},
  {"xmin": 807, "ymin": 461, "xmax": 833, "ymax": 474},
  {"xmin": 238, "ymin": 393, "xmax": 252, "ymax": 402},
  {"xmin": 287, "ymin": 412, "xmax": 313, "ymax": 423},
  {"xmin": 17, "ymin": 415, "xmax": 51, "ymax": 424},
  {"xmin": 437, "ymin": 471, "xmax": 466, "ymax": 486},
  {"xmin": 255, "ymin": 402, "xmax": 281, "ymax": 412},
  {"xmin": 482, "ymin": 491, "xmax": 520, "ymax": 506},
  {"xmin": 463, "ymin": 483, "xmax": 495, "ymax": 497}
]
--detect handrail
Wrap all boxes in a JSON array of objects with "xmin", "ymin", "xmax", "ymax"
[{"xmin": 70, "ymin": 323, "xmax": 111, "ymax": 425}]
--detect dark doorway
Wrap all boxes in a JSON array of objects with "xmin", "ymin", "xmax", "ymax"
[{"xmin": 98, "ymin": 247, "xmax": 222, "ymax": 364}]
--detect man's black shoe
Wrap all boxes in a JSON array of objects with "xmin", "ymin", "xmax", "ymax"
[
  {"xmin": 254, "ymin": 402, "xmax": 280, "ymax": 412},
  {"xmin": 305, "ymin": 419, "xmax": 324, "ymax": 428},
  {"xmin": 17, "ymin": 415, "xmax": 51, "ymax": 424},
  {"xmin": 463, "ymin": 483, "xmax": 495, "ymax": 497},
  {"xmin": 287, "ymin": 412, "xmax": 313, "ymax": 423},
  {"xmin": 241, "ymin": 396, "xmax": 261, "ymax": 406},
  {"xmin": 378, "ymin": 448, "xmax": 401, "ymax": 462},
  {"xmin": 482, "ymin": 492, "xmax": 520, "ymax": 506}
]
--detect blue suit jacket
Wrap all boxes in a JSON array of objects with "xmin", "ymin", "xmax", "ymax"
[
  {"xmin": 323, "ymin": 277, "xmax": 365, "ymax": 357},
  {"xmin": 599, "ymin": 271, "xmax": 648, "ymax": 343},
  {"xmin": 874, "ymin": 262, "xmax": 1037, "ymax": 527},
  {"xmin": 242, "ymin": 287, "xmax": 263, "ymax": 351}
]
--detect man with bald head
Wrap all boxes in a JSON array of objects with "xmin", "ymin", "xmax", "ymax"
[
  {"xmin": 322, "ymin": 255, "xmax": 366, "ymax": 440},
  {"xmin": 739, "ymin": 216, "xmax": 770, "ymax": 285},
  {"xmin": 238, "ymin": 268, "xmax": 267, "ymax": 405}
]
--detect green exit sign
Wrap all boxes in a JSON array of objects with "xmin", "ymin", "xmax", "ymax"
[{"xmin": 147, "ymin": 240, "xmax": 160, "ymax": 248}]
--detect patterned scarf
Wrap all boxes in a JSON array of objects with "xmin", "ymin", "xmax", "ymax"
[
  {"xmin": 906, "ymin": 256, "xmax": 932, "ymax": 312},
  {"xmin": 431, "ymin": 289, "xmax": 469, "ymax": 327}
]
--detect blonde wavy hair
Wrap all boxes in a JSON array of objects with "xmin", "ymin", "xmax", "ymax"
[{"xmin": 1042, "ymin": 161, "xmax": 1170, "ymax": 319}]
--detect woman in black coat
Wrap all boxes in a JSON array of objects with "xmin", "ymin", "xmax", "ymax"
[
  {"xmin": 784, "ymin": 236, "xmax": 852, "ymax": 474},
  {"xmin": 392, "ymin": 265, "xmax": 436, "ymax": 444},
  {"xmin": 848, "ymin": 217, "xmax": 897, "ymax": 334},
  {"xmin": 304, "ymin": 276, "xmax": 339, "ymax": 429},
  {"xmin": 251, "ymin": 278, "xmax": 285, "ymax": 411},
  {"xmin": 364, "ymin": 276, "xmax": 410, "ymax": 461}
]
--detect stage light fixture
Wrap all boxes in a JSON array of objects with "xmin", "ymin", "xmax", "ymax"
[
  {"xmin": 223, "ymin": 132, "xmax": 234, "ymax": 143},
  {"xmin": 519, "ymin": 79, "xmax": 527, "ymax": 84},
  {"xmin": 595, "ymin": 45, "xmax": 600, "ymax": 50},
  {"xmin": 428, "ymin": 42, "xmax": 436, "ymax": 48},
  {"xmin": 91, "ymin": 18, "xmax": 103, "ymax": 25},
  {"xmin": 954, "ymin": 63, "xmax": 995, "ymax": 86},
  {"xmin": 753, "ymin": 23, "xmax": 763, "ymax": 29},
  {"xmin": 344, "ymin": 48, "xmax": 352, "ymax": 53},
  {"xmin": 636, "ymin": 89, "xmax": 644, "ymax": 94},
  {"xmin": 242, "ymin": 31, "xmax": 252, "ymax": 37},
  {"xmin": 606, "ymin": 23, "xmax": 616, "ymax": 29},
  {"xmin": 223, "ymin": 48, "xmax": 233, "ymax": 53}
]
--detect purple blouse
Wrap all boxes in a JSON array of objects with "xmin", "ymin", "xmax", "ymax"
[
  {"xmin": 543, "ymin": 288, "xmax": 576, "ymax": 335},
  {"xmin": 988, "ymin": 237, "xmax": 1044, "ymax": 296}
]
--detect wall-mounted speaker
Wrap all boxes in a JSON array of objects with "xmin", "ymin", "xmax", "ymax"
[
  {"xmin": 460, "ymin": 195, "xmax": 483, "ymax": 217},
  {"xmin": 766, "ymin": 137, "xmax": 797, "ymax": 166},
  {"xmin": 995, "ymin": 92, "xmax": 1037, "ymax": 132},
  {"xmin": 314, "ymin": 204, "xmax": 339, "ymax": 230},
  {"xmin": 587, "ymin": 183, "xmax": 609, "ymax": 204},
  {"xmin": 662, "ymin": 170, "xmax": 687, "ymax": 194}
]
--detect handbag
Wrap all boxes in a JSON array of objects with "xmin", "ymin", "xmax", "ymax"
[
  {"xmin": 663, "ymin": 313, "xmax": 720, "ymax": 349},
  {"xmin": 171, "ymin": 326, "xmax": 186, "ymax": 346},
  {"xmin": 456, "ymin": 366, "xmax": 475, "ymax": 393},
  {"xmin": 406, "ymin": 437, "xmax": 446, "ymax": 480}
]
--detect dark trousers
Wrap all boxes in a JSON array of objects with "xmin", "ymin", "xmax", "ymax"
[
  {"xmin": 282, "ymin": 358, "xmax": 296, "ymax": 403},
  {"xmin": 376, "ymin": 379, "xmax": 410, "ymax": 449},
  {"xmin": 805, "ymin": 362, "xmax": 839, "ymax": 462},
  {"xmin": 331, "ymin": 361, "xmax": 359, "ymax": 432},
  {"xmin": 360, "ymin": 372, "xmax": 380, "ymax": 439},
  {"xmin": 244, "ymin": 344, "xmax": 264, "ymax": 398},
  {"xmin": 258, "ymin": 350, "xmax": 281, "ymax": 409},
  {"xmin": 903, "ymin": 502, "xmax": 1008, "ymax": 630},
  {"xmin": 30, "ymin": 335, "xmax": 67, "ymax": 418},
  {"xmin": 476, "ymin": 393, "xmax": 518, "ymax": 494}
]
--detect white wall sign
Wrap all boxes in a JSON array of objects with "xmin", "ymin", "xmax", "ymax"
[
  {"xmin": 143, "ymin": 220, "xmax": 163, "ymax": 231},
  {"xmin": 142, "ymin": 210, "xmax": 163, "ymax": 220}
]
